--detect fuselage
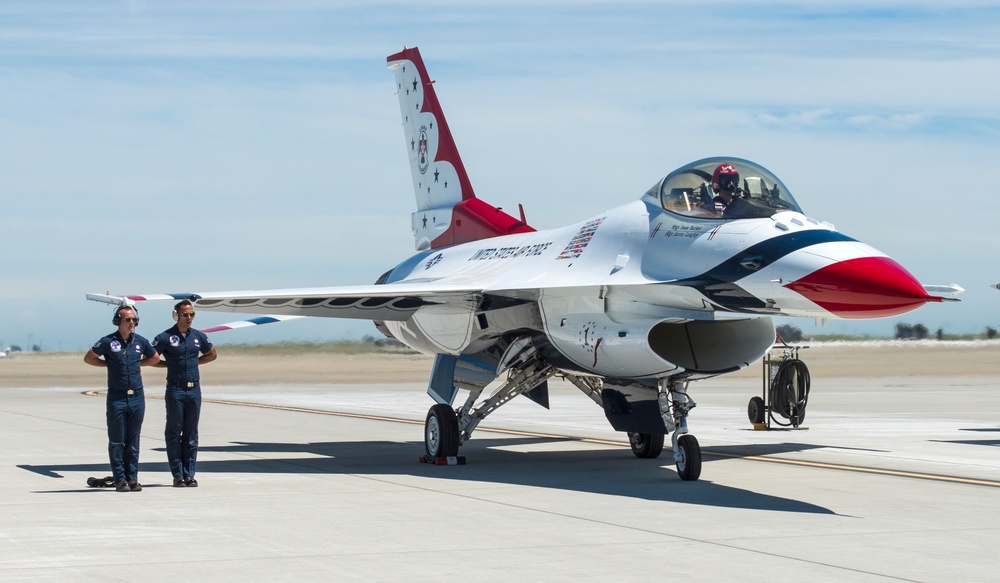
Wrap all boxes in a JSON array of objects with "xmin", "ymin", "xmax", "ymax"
[
  {"xmin": 384, "ymin": 199, "xmax": 935, "ymax": 322},
  {"xmin": 380, "ymin": 159, "xmax": 939, "ymax": 379}
]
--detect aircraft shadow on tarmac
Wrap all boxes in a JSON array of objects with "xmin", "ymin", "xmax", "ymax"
[
  {"xmin": 937, "ymin": 427, "xmax": 1000, "ymax": 447},
  {"xmin": 19, "ymin": 437, "xmax": 836, "ymax": 515}
]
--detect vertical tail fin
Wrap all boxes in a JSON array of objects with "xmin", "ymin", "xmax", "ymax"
[{"xmin": 387, "ymin": 47, "xmax": 533, "ymax": 251}]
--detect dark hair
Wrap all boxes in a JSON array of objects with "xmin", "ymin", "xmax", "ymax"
[{"xmin": 112, "ymin": 305, "xmax": 138, "ymax": 326}]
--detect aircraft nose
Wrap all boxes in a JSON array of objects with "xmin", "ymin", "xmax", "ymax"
[{"xmin": 783, "ymin": 255, "xmax": 942, "ymax": 319}]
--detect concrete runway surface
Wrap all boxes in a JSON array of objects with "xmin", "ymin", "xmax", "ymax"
[{"xmin": 3, "ymin": 350, "xmax": 1000, "ymax": 582}]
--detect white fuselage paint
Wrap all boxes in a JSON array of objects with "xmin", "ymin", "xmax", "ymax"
[{"xmin": 383, "ymin": 198, "xmax": 868, "ymax": 377}]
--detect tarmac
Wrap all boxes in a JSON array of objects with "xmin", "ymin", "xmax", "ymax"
[{"xmin": 3, "ymin": 358, "xmax": 1000, "ymax": 582}]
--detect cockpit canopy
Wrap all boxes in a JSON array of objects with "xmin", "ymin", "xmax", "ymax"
[{"xmin": 645, "ymin": 157, "xmax": 803, "ymax": 220}]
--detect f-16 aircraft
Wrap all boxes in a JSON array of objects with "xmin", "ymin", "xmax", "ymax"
[{"xmin": 87, "ymin": 47, "xmax": 960, "ymax": 481}]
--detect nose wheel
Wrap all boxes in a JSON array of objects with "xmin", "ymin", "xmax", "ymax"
[{"xmin": 674, "ymin": 434, "xmax": 702, "ymax": 481}]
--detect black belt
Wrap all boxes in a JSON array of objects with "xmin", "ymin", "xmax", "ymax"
[
  {"xmin": 108, "ymin": 388, "xmax": 142, "ymax": 396},
  {"xmin": 169, "ymin": 382, "xmax": 198, "ymax": 389}
]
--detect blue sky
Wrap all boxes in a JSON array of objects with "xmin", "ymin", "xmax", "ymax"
[{"xmin": 1, "ymin": 1, "xmax": 998, "ymax": 351}]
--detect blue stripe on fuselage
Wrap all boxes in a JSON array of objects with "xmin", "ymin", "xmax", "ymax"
[
  {"xmin": 674, "ymin": 229, "xmax": 857, "ymax": 312},
  {"xmin": 699, "ymin": 229, "xmax": 856, "ymax": 284}
]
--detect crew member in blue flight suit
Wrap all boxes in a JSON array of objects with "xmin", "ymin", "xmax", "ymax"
[
  {"xmin": 84, "ymin": 305, "xmax": 159, "ymax": 492},
  {"xmin": 152, "ymin": 300, "xmax": 217, "ymax": 487}
]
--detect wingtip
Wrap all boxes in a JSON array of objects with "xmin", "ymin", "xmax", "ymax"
[{"xmin": 85, "ymin": 293, "xmax": 133, "ymax": 306}]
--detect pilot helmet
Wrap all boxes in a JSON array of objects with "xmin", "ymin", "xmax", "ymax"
[{"xmin": 711, "ymin": 163, "xmax": 740, "ymax": 194}]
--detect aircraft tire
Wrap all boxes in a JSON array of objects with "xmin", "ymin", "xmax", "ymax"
[
  {"xmin": 747, "ymin": 396, "xmax": 766, "ymax": 424},
  {"xmin": 425, "ymin": 404, "xmax": 460, "ymax": 460},
  {"xmin": 675, "ymin": 434, "xmax": 702, "ymax": 481},
  {"xmin": 628, "ymin": 432, "xmax": 665, "ymax": 458}
]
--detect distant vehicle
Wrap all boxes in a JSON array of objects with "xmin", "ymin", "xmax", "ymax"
[{"xmin": 87, "ymin": 47, "xmax": 961, "ymax": 481}]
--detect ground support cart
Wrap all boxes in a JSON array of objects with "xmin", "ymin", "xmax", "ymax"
[{"xmin": 747, "ymin": 345, "xmax": 811, "ymax": 430}]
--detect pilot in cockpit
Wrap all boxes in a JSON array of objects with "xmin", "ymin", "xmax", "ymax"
[{"xmin": 711, "ymin": 163, "xmax": 772, "ymax": 219}]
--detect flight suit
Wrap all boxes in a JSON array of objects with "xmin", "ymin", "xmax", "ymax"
[
  {"xmin": 91, "ymin": 331, "xmax": 156, "ymax": 484},
  {"xmin": 153, "ymin": 325, "xmax": 214, "ymax": 482}
]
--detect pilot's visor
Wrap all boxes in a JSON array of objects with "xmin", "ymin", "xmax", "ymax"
[{"xmin": 718, "ymin": 174, "xmax": 740, "ymax": 191}]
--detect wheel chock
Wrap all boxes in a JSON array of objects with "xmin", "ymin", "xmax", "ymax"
[
  {"xmin": 86, "ymin": 476, "xmax": 116, "ymax": 488},
  {"xmin": 752, "ymin": 422, "xmax": 768, "ymax": 431},
  {"xmin": 418, "ymin": 455, "xmax": 467, "ymax": 465}
]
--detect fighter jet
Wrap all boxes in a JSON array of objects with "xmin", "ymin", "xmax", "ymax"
[{"xmin": 88, "ymin": 47, "xmax": 960, "ymax": 480}]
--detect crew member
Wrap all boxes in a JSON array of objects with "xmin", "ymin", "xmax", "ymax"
[
  {"xmin": 711, "ymin": 163, "xmax": 771, "ymax": 219},
  {"xmin": 84, "ymin": 305, "xmax": 159, "ymax": 492},
  {"xmin": 153, "ymin": 300, "xmax": 217, "ymax": 487}
]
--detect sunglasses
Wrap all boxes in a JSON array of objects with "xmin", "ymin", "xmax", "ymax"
[
  {"xmin": 123, "ymin": 317, "xmax": 139, "ymax": 324},
  {"xmin": 178, "ymin": 312, "xmax": 196, "ymax": 318}
]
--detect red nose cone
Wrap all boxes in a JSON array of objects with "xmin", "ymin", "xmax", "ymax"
[{"xmin": 785, "ymin": 256, "xmax": 941, "ymax": 319}]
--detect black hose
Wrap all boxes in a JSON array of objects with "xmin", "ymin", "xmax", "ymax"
[{"xmin": 769, "ymin": 358, "xmax": 810, "ymax": 426}]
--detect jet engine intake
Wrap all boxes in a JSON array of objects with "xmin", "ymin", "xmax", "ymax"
[
  {"xmin": 544, "ymin": 313, "xmax": 775, "ymax": 378},
  {"xmin": 648, "ymin": 316, "xmax": 775, "ymax": 374}
]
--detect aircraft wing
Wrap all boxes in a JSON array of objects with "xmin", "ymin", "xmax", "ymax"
[
  {"xmin": 86, "ymin": 282, "xmax": 485, "ymax": 322},
  {"xmin": 87, "ymin": 273, "xmax": 741, "ymax": 328}
]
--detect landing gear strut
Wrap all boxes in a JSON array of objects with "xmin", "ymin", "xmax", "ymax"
[
  {"xmin": 420, "ymin": 348, "xmax": 556, "ymax": 463},
  {"xmin": 660, "ymin": 377, "xmax": 701, "ymax": 481}
]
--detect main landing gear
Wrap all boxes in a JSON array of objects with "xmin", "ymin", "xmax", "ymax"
[
  {"xmin": 419, "ymin": 349, "xmax": 705, "ymax": 481},
  {"xmin": 420, "ymin": 348, "xmax": 557, "ymax": 465},
  {"xmin": 627, "ymin": 431, "xmax": 664, "ymax": 458},
  {"xmin": 424, "ymin": 403, "xmax": 460, "ymax": 460}
]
